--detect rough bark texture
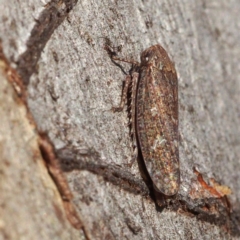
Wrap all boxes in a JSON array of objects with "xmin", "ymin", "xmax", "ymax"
[{"xmin": 1, "ymin": 0, "xmax": 240, "ymax": 239}]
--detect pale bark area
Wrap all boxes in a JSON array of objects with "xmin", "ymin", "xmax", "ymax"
[
  {"xmin": 1, "ymin": 0, "xmax": 240, "ymax": 239},
  {"xmin": 0, "ymin": 59, "xmax": 84, "ymax": 238}
]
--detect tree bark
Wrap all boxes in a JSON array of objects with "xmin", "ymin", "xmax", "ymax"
[{"xmin": 1, "ymin": 0, "xmax": 240, "ymax": 239}]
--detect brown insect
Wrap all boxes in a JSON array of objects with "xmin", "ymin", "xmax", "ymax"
[{"xmin": 108, "ymin": 44, "xmax": 179, "ymax": 196}]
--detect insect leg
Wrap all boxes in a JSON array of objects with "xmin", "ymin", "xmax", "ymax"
[
  {"xmin": 112, "ymin": 75, "xmax": 132, "ymax": 112},
  {"xmin": 128, "ymin": 72, "xmax": 139, "ymax": 167}
]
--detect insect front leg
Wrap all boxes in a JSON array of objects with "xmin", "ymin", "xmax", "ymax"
[
  {"xmin": 128, "ymin": 72, "xmax": 139, "ymax": 167},
  {"xmin": 111, "ymin": 73, "xmax": 139, "ymax": 167},
  {"xmin": 112, "ymin": 75, "xmax": 132, "ymax": 112}
]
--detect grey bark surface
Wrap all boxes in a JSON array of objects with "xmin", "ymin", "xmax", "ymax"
[{"xmin": 1, "ymin": 0, "xmax": 240, "ymax": 239}]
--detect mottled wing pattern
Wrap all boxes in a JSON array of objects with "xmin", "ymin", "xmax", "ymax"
[{"xmin": 136, "ymin": 45, "xmax": 179, "ymax": 196}]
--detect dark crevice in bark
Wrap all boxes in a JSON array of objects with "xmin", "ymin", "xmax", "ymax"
[
  {"xmin": 17, "ymin": 0, "xmax": 78, "ymax": 85},
  {"xmin": 57, "ymin": 147, "xmax": 150, "ymax": 196}
]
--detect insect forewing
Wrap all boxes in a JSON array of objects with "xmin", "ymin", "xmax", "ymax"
[{"xmin": 136, "ymin": 45, "xmax": 179, "ymax": 196}]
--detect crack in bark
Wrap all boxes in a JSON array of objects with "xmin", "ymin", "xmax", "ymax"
[
  {"xmin": 17, "ymin": 0, "xmax": 78, "ymax": 85},
  {"xmin": 57, "ymin": 148, "xmax": 150, "ymax": 196}
]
